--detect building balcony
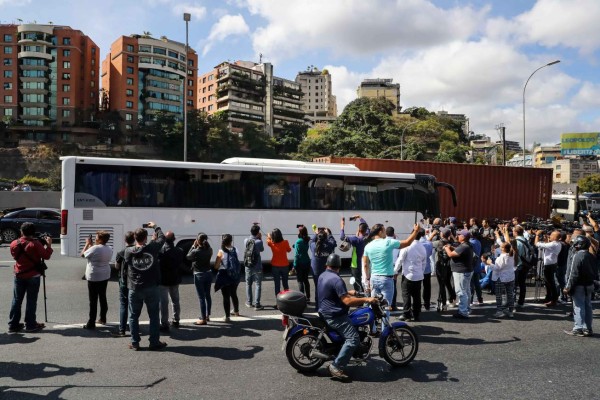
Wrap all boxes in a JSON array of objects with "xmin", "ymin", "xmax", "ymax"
[
  {"xmin": 19, "ymin": 76, "xmax": 49, "ymax": 83},
  {"xmin": 18, "ymin": 36, "xmax": 53, "ymax": 46},
  {"xmin": 19, "ymin": 88, "xmax": 49, "ymax": 95},
  {"xmin": 18, "ymin": 51, "xmax": 52, "ymax": 60},
  {"xmin": 19, "ymin": 102, "xmax": 49, "ymax": 108},
  {"xmin": 19, "ymin": 114, "xmax": 49, "ymax": 120}
]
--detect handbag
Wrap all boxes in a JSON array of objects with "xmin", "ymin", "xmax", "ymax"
[{"xmin": 338, "ymin": 237, "xmax": 352, "ymax": 252}]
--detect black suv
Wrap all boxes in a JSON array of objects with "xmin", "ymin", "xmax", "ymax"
[{"xmin": 0, "ymin": 208, "xmax": 61, "ymax": 243}]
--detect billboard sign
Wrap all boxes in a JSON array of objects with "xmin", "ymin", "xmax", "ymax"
[{"xmin": 561, "ymin": 132, "xmax": 600, "ymax": 156}]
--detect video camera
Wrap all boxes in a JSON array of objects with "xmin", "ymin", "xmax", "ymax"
[{"xmin": 36, "ymin": 232, "xmax": 51, "ymax": 245}]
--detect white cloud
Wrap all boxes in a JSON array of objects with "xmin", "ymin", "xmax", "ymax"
[
  {"xmin": 322, "ymin": 65, "xmax": 368, "ymax": 114},
  {"xmin": 172, "ymin": 3, "xmax": 207, "ymax": 20},
  {"xmin": 246, "ymin": 0, "xmax": 487, "ymax": 62},
  {"xmin": 571, "ymin": 82, "xmax": 600, "ymax": 110},
  {"xmin": 202, "ymin": 14, "xmax": 249, "ymax": 56}
]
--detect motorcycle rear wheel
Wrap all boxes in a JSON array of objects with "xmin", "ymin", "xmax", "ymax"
[
  {"xmin": 285, "ymin": 333, "xmax": 325, "ymax": 373},
  {"xmin": 381, "ymin": 325, "xmax": 418, "ymax": 367}
]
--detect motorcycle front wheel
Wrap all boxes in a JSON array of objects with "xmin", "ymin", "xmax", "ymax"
[
  {"xmin": 381, "ymin": 326, "xmax": 419, "ymax": 367},
  {"xmin": 285, "ymin": 333, "xmax": 325, "ymax": 373}
]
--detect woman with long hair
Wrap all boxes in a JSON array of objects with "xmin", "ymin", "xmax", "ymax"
[
  {"xmin": 293, "ymin": 226, "xmax": 311, "ymax": 301},
  {"xmin": 81, "ymin": 230, "xmax": 113, "ymax": 330},
  {"xmin": 267, "ymin": 228, "xmax": 292, "ymax": 296},
  {"xmin": 187, "ymin": 233, "xmax": 213, "ymax": 325},
  {"xmin": 214, "ymin": 234, "xmax": 241, "ymax": 322},
  {"xmin": 488, "ymin": 242, "xmax": 516, "ymax": 318}
]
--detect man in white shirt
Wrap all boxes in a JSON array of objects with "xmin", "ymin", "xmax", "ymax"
[
  {"xmin": 535, "ymin": 230, "xmax": 562, "ymax": 307},
  {"xmin": 395, "ymin": 229, "xmax": 427, "ymax": 321}
]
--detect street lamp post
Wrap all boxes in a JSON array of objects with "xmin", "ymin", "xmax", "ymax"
[
  {"xmin": 183, "ymin": 12, "xmax": 191, "ymax": 162},
  {"xmin": 400, "ymin": 121, "xmax": 419, "ymax": 161},
  {"xmin": 522, "ymin": 60, "xmax": 560, "ymax": 167}
]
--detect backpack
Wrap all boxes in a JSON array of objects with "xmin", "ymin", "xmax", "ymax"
[
  {"xmin": 224, "ymin": 247, "xmax": 241, "ymax": 281},
  {"xmin": 517, "ymin": 238, "xmax": 538, "ymax": 267},
  {"xmin": 315, "ymin": 233, "xmax": 332, "ymax": 258},
  {"xmin": 243, "ymin": 238, "xmax": 258, "ymax": 268}
]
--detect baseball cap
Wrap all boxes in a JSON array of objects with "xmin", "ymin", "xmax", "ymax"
[
  {"xmin": 459, "ymin": 229, "xmax": 470, "ymax": 239},
  {"xmin": 449, "ymin": 217, "xmax": 457, "ymax": 224}
]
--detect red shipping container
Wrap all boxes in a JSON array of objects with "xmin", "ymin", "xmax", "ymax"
[{"xmin": 314, "ymin": 157, "xmax": 552, "ymax": 221}]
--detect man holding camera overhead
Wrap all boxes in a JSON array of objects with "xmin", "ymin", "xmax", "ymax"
[
  {"xmin": 535, "ymin": 230, "xmax": 562, "ymax": 307},
  {"xmin": 8, "ymin": 222, "xmax": 53, "ymax": 333}
]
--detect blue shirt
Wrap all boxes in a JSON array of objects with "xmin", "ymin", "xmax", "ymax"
[
  {"xmin": 317, "ymin": 269, "xmax": 349, "ymax": 318},
  {"xmin": 364, "ymin": 238, "xmax": 401, "ymax": 276},
  {"xmin": 469, "ymin": 238, "xmax": 482, "ymax": 257},
  {"xmin": 340, "ymin": 218, "xmax": 369, "ymax": 270},
  {"xmin": 420, "ymin": 237, "xmax": 433, "ymax": 274}
]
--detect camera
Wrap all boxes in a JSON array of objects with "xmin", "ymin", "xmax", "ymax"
[
  {"xmin": 142, "ymin": 223, "xmax": 150, "ymax": 228},
  {"xmin": 37, "ymin": 232, "xmax": 51, "ymax": 245},
  {"xmin": 349, "ymin": 216, "xmax": 358, "ymax": 221},
  {"xmin": 296, "ymin": 224, "xmax": 304, "ymax": 229}
]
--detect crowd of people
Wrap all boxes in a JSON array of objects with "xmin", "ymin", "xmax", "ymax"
[{"xmin": 6, "ymin": 213, "xmax": 598, "ymax": 351}]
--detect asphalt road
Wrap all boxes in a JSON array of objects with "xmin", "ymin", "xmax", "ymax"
[{"xmin": 0, "ymin": 244, "xmax": 598, "ymax": 400}]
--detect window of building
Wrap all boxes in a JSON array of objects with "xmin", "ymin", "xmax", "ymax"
[
  {"xmin": 90, "ymin": 81, "xmax": 95, "ymax": 87},
  {"xmin": 63, "ymin": 61, "xmax": 70, "ymax": 68},
  {"xmin": 188, "ymin": 90, "xmax": 193, "ymax": 96},
  {"xmin": 63, "ymin": 97, "xmax": 70, "ymax": 105},
  {"xmin": 187, "ymin": 99, "xmax": 193, "ymax": 106},
  {"xmin": 3, "ymin": 58, "xmax": 11, "ymax": 65},
  {"xmin": 62, "ymin": 109, "xmax": 71, "ymax": 118},
  {"xmin": 3, "ymin": 82, "xmax": 12, "ymax": 89},
  {"xmin": 62, "ymin": 84, "xmax": 70, "ymax": 92},
  {"xmin": 208, "ymin": 105, "xmax": 214, "ymax": 111},
  {"xmin": 125, "ymin": 113, "xmax": 133, "ymax": 121},
  {"xmin": 125, "ymin": 124, "xmax": 132, "ymax": 130},
  {"xmin": 4, "ymin": 95, "xmax": 12, "ymax": 103},
  {"xmin": 63, "ymin": 37, "xmax": 71, "ymax": 45},
  {"xmin": 91, "ymin": 70, "xmax": 95, "ymax": 76},
  {"xmin": 168, "ymin": 50, "xmax": 178, "ymax": 58},
  {"xmin": 202, "ymin": 97, "xmax": 206, "ymax": 103},
  {"xmin": 4, "ymin": 34, "xmax": 12, "ymax": 42},
  {"xmin": 4, "ymin": 108, "xmax": 12, "ymax": 116},
  {"xmin": 62, "ymin": 73, "xmax": 70, "ymax": 80},
  {"xmin": 139, "ymin": 45, "xmax": 151, "ymax": 53},
  {"xmin": 126, "ymin": 66, "xmax": 134, "ymax": 74},
  {"xmin": 188, "ymin": 79, "xmax": 193, "ymax": 86},
  {"xmin": 202, "ymin": 77, "xmax": 206, "ymax": 83},
  {"xmin": 126, "ymin": 101, "xmax": 133, "ymax": 108},
  {"xmin": 4, "ymin": 46, "xmax": 12, "ymax": 54},
  {"xmin": 127, "ymin": 55, "xmax": 134, "ymax": 63},
  {"xmin": 153, "ymin": 47, "xmax": 166, "ymax": 55},
  {"xmin": 91, "ymin": 47, "xmax": 96, "ymax": 55},
  {"xmin": 63, "ymin": 49, "xmax": 70, "ymax": 57},
  {"xmin": 3, "ymin": 70, "xmax": 12, "ymax": 78},
  {"xmin": 208, "ymin": 84, "xmax": 213, "ymax": 91},
  {"xmin": 208, "ymin": 74, "xmax": 213, "ymax": 81},
  {"xmin": 202, "ymin": 87, "xmax": 206, "ymax": 93},
  {"xmin": 556, "ymin": 164, "xmax": 561, "ymax": 170},
  {"xmin": 126, "ymin": 77, "xmax": 134, "ymax": 85},
  {"xmin": 188, "ymin": 59, "xmax": 194, "ymax": 67},
  {"xmin": 127, "ymin": 44, "xmax": 134, "ymax": 52},
  {"xmin": 126, "ymin": 89, "xmax": 133, "ymax": 96}
]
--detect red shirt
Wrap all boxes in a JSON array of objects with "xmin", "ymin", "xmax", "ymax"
[
  {"xmin": 267, "ymin": 239, "xmax": 291, "ymax": 267},
  {"xmin": 10, "ymin": 237, "xmax": 53, "ymax": 279}
]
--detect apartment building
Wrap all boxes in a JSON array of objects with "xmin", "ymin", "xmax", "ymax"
[
  {"xmin": 101, "ymin": 34, "xmax": 197, "ymax": 139},
  {"xmin": 357, "ymin": 78, "xmax": 400, "ymax": 114},
  {"xmin": 533, "ymin": 144, "xmax": 562, "ymax": 168},
  {"xmin": 0, "ymin": 23, "xmax": 99, "ymax": 145},
  {"xmin": 295, "ymin": 67, "xmax": 337, "ymax": 125},
  {"xmin": 552, "ymin": 158, "xmax": 599, "ymax": 184},
  {"xmin": 198, "ymin": 60, "xmax": 305, "ymax": 136}
]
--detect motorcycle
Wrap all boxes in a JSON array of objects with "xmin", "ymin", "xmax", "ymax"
[{"xmin": 279, "ymin": 278, "xmax": 419, "ymax": 372}]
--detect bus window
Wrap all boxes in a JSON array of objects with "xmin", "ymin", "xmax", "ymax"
[
  {"xmin": 129, "ymin": 167, "xmax": 187, "ymax": 207},
  {"xmin": 263, "ymin": 174, "xmax": 302, "ymax": 209},
  {"xmin": 75, "ymin": 164, "xmax": 129, "ymax": 207},
  {"xmin": 344, "ymin": 181, "xmax": 377, "ymax": 210},
  {"xmin": 412, "ymin": 179, "xmax": 437, "ymax": 216},
  {"xmin": 307, "ymin": 176, "xmax": 343, "ymax": 210},
  {"xmin": 378, "ymin": 180, "xmax": 412, "ymax": 211}
]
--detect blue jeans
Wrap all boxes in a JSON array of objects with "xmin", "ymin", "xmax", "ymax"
[
  {"xmin": 452, "ymin": 271, "xmax": 473, "ymax": 317},
  {"xmin": 8, "ymin": 276, "xmax": 41, "ymax": 330},
  {"xmin": 371, "ymin": 275, "xmax": 394, "ymax": 328},
  {"xmin": 324, "ymin": 314, "xmax": 360, "ymax": 369},
  {"xmin": 271, "ymin": 266, "xmax": 289, "ymax": 295},
  {"xmin": 194, "ymin": 272, "xmax": 212, "ymax": 320},
  {"xmin": 129, "ymin": 285, "xmax": 161, "ymax": 346},
  {"xmin": 119, "ymin": 282, "xmax": 129, "ymax": 332},
  {"xmin": 572, "ymin": 285, "xmax": 594, "ymax": 332},
  {"xmin": 245, "ymin": 267, "xmax": 263, "ymax": 306}
]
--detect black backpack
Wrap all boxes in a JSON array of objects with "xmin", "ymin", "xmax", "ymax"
[
  {"xmin": 315, "ymin": 233, "xmax": 332, "ymax": 258},
  {"xmin": 243, "ymin": 238, "xmax": 258, "ymax": 268},
  {"xmin": 517, "ymin": 238, "xmax": 538, "ymax": 267}
]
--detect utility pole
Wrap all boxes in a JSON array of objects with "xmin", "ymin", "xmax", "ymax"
[{"xmin": 495, "ymin": 123, "xmax": 506, "ymax": 166}]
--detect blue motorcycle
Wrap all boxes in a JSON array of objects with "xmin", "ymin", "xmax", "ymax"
[{"xmin": 278, "ymin": 278, "xmax": 418, "ymax": 372}]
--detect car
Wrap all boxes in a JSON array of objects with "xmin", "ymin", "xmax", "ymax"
[{"xmin": 0, "ymin": 207, "xmax": 61, "ymax": 244}]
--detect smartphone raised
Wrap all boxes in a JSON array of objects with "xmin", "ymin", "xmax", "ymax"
[{"xmin": 142, "ymin": 223, "xmax": 150, "ymax": 228}]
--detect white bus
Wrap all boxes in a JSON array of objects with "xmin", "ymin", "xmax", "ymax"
[{"xmin": 60, "ymin": 156, "xmax": 455, "ymax": 264}]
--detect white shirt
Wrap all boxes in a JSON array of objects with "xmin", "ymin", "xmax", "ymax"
[
  {"xmin": 394, "ymin": 240, "xmax": 426, "ymax": 281},
  {"xmin": 535, "ymin": 240, "xmax": 561, "ymax": 266},
  {"xmin": 491, "ymin": 253, "xmax": 515, "ymax": 282},
  {"xmin": 84, "ymin": 244, "xmax": 113, "ymax": 281}
]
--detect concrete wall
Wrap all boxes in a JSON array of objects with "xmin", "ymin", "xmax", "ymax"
[{"xmin": 0, "ymin": 191, "xmax": 61, "ymax": 211}]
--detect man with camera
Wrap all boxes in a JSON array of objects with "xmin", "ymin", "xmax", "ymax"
[
  {"xmin": 535, "ymin": 230, "xmax": 562, "ymax": 307},
  {"xmin": 8, "ymin": 222, "xmax": 53, "ymax": 333}
]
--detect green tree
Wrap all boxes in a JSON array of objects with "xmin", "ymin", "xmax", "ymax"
[
  {"xmin": 275, "ymin": 123, "xmax": 308, "ymax": 156},
  {"xmin": 241, "ymin": 124, "xmax": 278, "ymax": 158},
  {"xmin": 578, "ymin": 174, "xmax": 600, "ymax": 193}
]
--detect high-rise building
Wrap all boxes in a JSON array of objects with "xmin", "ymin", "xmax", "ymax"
[
  {"xmin": 198, "ymin": 60, "xmax": 305, "ymax": 136},
  {"xmin": 101, "ymin": 34, "xmax": 197, "ymax": 139},
  {"xmin": 357, "ymin": 78, "xmax": 400, "ymax": 114},
  {"xmin": 0, "ymin": 23, "xmax": 99, "ymax": 145},
  {"xmin": 295, "ymin": 67, "xmax": 337, "ymax": 124}
]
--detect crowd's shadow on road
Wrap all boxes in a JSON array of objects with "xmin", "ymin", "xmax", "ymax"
[
  {"xmin": 0, "ymin": 333, "xmax": 40, "ymax": 345},
  {"xmin": 414, "ymin": 324, "xmax": 521, "ymax": 346},
  {"xmin": 0, "ymin": 361, "xmax": 93, "ymax": 381},
  {"xmin": 168, "ymin": 344, "xmax": 263, "ymax": 359}
]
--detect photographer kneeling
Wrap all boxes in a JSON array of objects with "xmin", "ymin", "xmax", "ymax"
[{"xmin": 8, "ymin": 222, "xmax": 53, "ymax": 333}]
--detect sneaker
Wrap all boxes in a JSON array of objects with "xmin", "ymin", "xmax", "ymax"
[
  {"xmin": 545, "ymin": 301, "xmax": 557, "ymax": 307},
  {"xmin": 442, "ymin": 304, "xmax": 448, "ymax": 311},
  {"xmin": 8, "ymin": 323, "xmax": 24, "ymax": 333},
  {"xmin": 506, "ymin": 311, "xmax": 514, "ymax": 318},
  {"xmin": 96, "ymin": 319, "xmax": 106, "ymax": 325},
  {"xmin": 171, "ymin": 321, "xmax": 180, "ymax": 328},
  {"xmin": 128, "ymin": 342, "xmax": 140, "ymax": 351},
  {"xmin": 564, "ymin": 329, "xmax": 584, "ymax": 337},
  {"xmin": 25, "ymin": 323, "xmax": 45, "ymax": 333},
  {"xmin": 245, "ymin": 302, "xmax": 252, "ymax": 308},
  {"xmin": 82, "ymin": 323, "xmax": 96, "ymax": 330},
  {"xmin": 328, "ymin": 364, "xmax": 350, "ymax": 381},
  {"xmin": 232, "ymin": 311, "xmax": 240, "ymax": 317},
  {"xmin": 194, "ymin": 319, "xmax": 207, "ymax": 325},
  {"xmin": 224, "ymin": 316, "xmax": 231, "ymax": 323},
  {"xmin": 583, "ymin": 330, "xmax": 593, "ymax": 337},
  {"xmin": 148, "ymin": 341, "xmax": 168, "ymax": 351},
  {"xmin": 114, "ymin": 330, "xmax": 127, "ymax": 337},
  {"xmin": 398, "ymin": 314, "xmax": 410, "ymax": 321},
  {"xmin": 254, "ymin": 304, "xmax": 264, "ymax": 311},
  {"xmin": 493, "ymin": 311, "xmax": 505, "ymax": 318}
]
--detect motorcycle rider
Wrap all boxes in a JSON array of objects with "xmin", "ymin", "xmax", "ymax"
[{"xmin": 318, "ymin": 253, "xmax": 378, "ymax": 381}]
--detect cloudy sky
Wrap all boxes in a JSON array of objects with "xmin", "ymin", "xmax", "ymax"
[{"xmin": 2, "ymin": 0, "xmax": 599, "ymax": 147}]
